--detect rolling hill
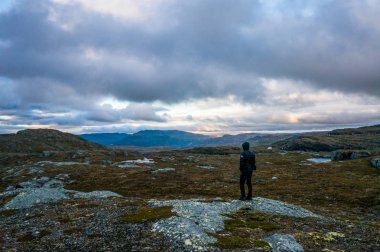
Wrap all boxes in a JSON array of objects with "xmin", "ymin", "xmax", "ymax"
[{"xmin": 0, "ymin": 129, "xmax": 105, "ymax": 153}]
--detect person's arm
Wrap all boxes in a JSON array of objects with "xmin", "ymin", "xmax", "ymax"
[
  {"xmin": 251, "ymin": 153, "xmax": 256, "ymax": 170},
  {"xmin": 240, "ymin": 153, "xmax": 244, "ymax": 171}
]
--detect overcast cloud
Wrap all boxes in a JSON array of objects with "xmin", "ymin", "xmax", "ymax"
[{"xmin": 0, "ymin": 0, "xmax": 379, "ymax": 134}]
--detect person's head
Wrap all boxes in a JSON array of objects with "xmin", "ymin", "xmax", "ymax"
[{"xmin": 242, "ymin": 142, "xmax": 250, "ymax": 151}]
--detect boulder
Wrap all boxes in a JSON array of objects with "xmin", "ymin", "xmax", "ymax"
[
  {"xmin": 264, "ymin": 234, "xmax": 304, "ymax": 252},
  {"xmin": 370, "ymin": 158, "xmax": 380, "ymax": 169},
  {"xmin": 331, "ymin": 150, "xmax": 370, "ymax": 161}
]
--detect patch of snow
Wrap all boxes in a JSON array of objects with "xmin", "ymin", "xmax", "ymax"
[
  {"xmin": 267, "ymin": 147, "xmax": 272, "ymax": 150},
  {"xmin": 126, "ymin": 157, "xmax": 154, "ymax": 164},
  {"xmin": 307, "ymin": 158, "xmax": 331, "ymax": 164},
  {"xmin": 152, "ymin": 168, "xmax": 176, "ymax": 174},
  {"xmin": 113, "ymin": 158, "xmax": 155, "ymax": 167},
  {"xmin": 197, "ymin": 165, "xmax": 214, "ymax": 169},
  {"xmin": 35, "ymin": 161, "xmax": 88, "ymax": 166}
]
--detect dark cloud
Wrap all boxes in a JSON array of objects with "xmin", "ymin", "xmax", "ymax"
[{"xmin": 0, "ymin": 0, "xmax": 379, "ymax": 132}]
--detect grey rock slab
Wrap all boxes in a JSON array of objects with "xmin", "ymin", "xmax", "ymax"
[
  {"xmin": 18, "ymin": 177, "xmax": 64, "ymax": 189},
  {"xmin": 28, "ymin": 167, "xmax": 45, "ymax": 174},
  {"xmin": 264, "ymin": 234, "xmax": 304, "ymax": 252},
  {"xmin": 1, "ymin": 176, "xmax": 123, "ymax": 209},
  {"xmin": 251, "ymin": 197, "xmax": 323, "ymax": 219},
  {"xmin": 4, "ymin": 188, "xmax": 69, "ymax": 209},
  {"xmin": 35, "ymin": 161, "xmax": 88, "ymax": 166},
  {"xmin": 197, "ymin": 165, "xmax": 215, "ymax": 169},
  {"xmin": 73, "ymin": 191, "xmax": 122, "ymax": 199},
  {"xmin": 149, "ymin": 197, "xmax": 325, "ymax": 251}
]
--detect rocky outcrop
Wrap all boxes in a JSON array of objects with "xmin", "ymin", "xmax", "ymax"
[
  {"xmin": 274, "ymin": 124, "xmax": 380, "ymax": 151},
  {"xmin": 331, "ymin": 150, "xmax": 370, "ymax": 161}
]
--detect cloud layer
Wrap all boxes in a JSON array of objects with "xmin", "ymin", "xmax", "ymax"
[{"xmin": 1, "ymin": 0, "xmax": 380, "ymax": 133}]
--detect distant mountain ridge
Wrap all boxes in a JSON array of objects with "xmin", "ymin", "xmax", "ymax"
[{"xmin": 81, "ymin": 130, "xmax": 291, "ymax": 148}]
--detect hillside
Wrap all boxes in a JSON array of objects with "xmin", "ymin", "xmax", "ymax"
[
  {"xmin": 0, "ymin": 129, "xmax": 106, "ymax": 153},
  {"xmin": 275, "ymin": 125, "xmax": 380, "ymax": 151}
]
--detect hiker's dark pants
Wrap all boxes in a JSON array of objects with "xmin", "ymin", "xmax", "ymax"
[{"xmin": 240, "ymin": 171, "xmax": 252, "ymax": 198}]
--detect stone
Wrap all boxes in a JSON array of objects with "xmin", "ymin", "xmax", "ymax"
[
  {"xmin": 370, "ymin": 158, "xmax": 380, "ymax": 169},
  {"xmin": 4, "ymin": 188, "xmax": 69, "ymax": 209},
  {"xmin": 35, "ymin": 161, "xmax": 88, "ymax": 166},
  {"xmin": 1, "ymin": 176, "xmax": 122, "ymax": 209},
  {"xmin": 184, "ymin": 239, "xmax": 192, "ymax": 246},
  {"xmin": 73, "ymin": 191, "xmax": 122, "ymax": 199},
  {"xmin": 264, "ymin": 234, "xmax": 304, "ymax": 252},
  {"xmin": 331, "ymin": 150, "xmax": 370, "ymax": 161}
]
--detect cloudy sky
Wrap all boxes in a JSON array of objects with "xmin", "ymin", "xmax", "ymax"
[{"xmin": 1, "ymin": 0, "xmax": 380, "ymax": 135}]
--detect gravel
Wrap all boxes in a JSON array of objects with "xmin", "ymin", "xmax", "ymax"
[
  {"xmin": 153, "ymin": 217, "xmax": 218, "ymax": 251},
  {"xmin": 0, "ymin": 198, "xmax": 174, "ymax": 252}
]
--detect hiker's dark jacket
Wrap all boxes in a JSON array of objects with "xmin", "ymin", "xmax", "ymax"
[{"xmin": 240, "ymin": 150, "xmax": 256, "ymax": 172}]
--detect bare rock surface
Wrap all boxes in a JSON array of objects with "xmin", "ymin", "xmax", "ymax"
[
  {"xmin": 35, "ymin": 161, "xmax": 89, "ymax": 166},
  {"xmin": 1, "ymin": 176, "xmax": 122, "ymax": 209},
  {"xmin": 149, "ymin": 197, "xmax": 325, "ymax": 251},
  {"xmin": 264, "ymin": 234, "xmax": 304, "ymax": 252},
  {"xmin": 73, "ymin": 191, "xmax": 122, "ymax": 199},
  {"xmin": 5, "ymin": 188, "xmax": 69, "ymax": 209}
]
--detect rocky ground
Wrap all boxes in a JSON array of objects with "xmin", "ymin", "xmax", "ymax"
[{"xmin": 1, "ymin": 147, "xmax": 379, "ymax": 251}]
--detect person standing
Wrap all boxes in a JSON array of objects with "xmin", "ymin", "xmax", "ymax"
[{"xmin": 239, "ymin": 142, "xmax": 256, "ymax": 200}]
